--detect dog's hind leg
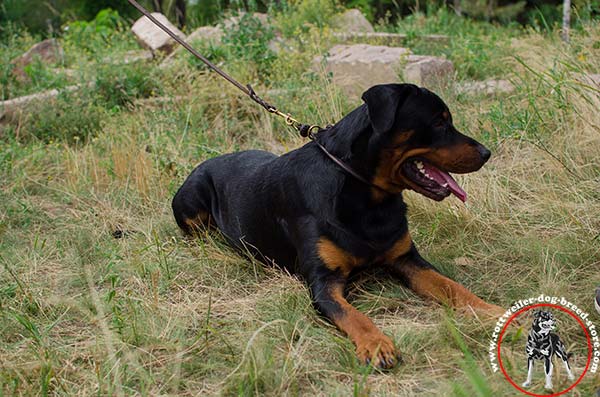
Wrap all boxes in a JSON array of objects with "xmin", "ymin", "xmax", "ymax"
[
  {"xmin": 522, "ymin": 358, "xmax": 534, "ymax": 388},
  {"xmin": 172, "ymin": 170, "xmax": 214, "ymax": 234},
  {"xmin": 544, "ymin": 357, "xmax": 554, "ymax": 390},
  {"xmin": 387, "ymin": 244, "xmax": 504, "ymax": 318},
  {"xmin": 555, "ymin": 340, "xmax": 575, "ymax": 381}
]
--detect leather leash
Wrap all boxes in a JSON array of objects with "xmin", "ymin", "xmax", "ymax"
[{"xmin": 127, "ymin": 0, "xmax": 390, "ymax": 193}]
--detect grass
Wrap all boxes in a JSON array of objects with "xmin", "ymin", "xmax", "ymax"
[{"xmin": 1, "ymin": 4, "xmax": 600, "ymax": 396}]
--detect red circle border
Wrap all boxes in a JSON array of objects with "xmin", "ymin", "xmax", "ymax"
[{"xmin": 496, "ymin": 303, "xmax": 593, "ymax": 397}]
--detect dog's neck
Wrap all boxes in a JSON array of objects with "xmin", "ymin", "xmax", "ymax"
[
  {"xmin": 315, "ymin": 105, "xmax": 406, "ymax": 205},
  {"xmin": 315, "ymin": 105, "xmax": 374, "ymax": 163}
]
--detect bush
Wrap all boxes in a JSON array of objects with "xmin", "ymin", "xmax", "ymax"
[
  {"xmin": 20, "ymin": 93, "xmax": 106, "ymax": 144},
  {"xmin": 272, "ymin": 0, "xmax": 338, "ymax": 37},
  {"xmin": 62, "ymin": 8, "xmax": 125, "ymax": 53},
  {"xmin": 94, "ymin": 62, "xmax": 162, "ymax": 109},
  {"xmin": 220, "ymin": 12, "xmax": 276, "ymax": 77}
]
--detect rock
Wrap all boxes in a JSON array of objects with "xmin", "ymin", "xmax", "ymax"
[
  {"xmin": 457, "ymin": 79, "xmax": 515, "ymax": 96},
  {"xmin": 333, "ymin": 32, "xmax": 449, "ymax": 46},
  {"xmin": 122, "ymin": 50, "xmax": 154, "ymax": 64},
  {"xmin": 11, "ymin": 39, "xmax": 64, "ymax": 81},
  {"xmin": 0, "ymin": 85, "xmax": 83, "ymax": 122},
  {"xmin": 404, "ymin": 55, "xmax": 454, "ymax": 87},
  {"xmin": 131, "ymin": 12, "xmax": 185, "ymax": 54},
  {"xmin": 187, "ymin": 26, "xmax": 223, "ymax": 46},
  {"xmin": 314, "ymin": 44, "xmax": 454, "ymax": 96},
  {"xmin": 332, "ymin": 9, "xmax": 374, "ymax": 33},
  {"xmin": 314, "ymin": 44, "xmax": 410, "ymax": 96}
]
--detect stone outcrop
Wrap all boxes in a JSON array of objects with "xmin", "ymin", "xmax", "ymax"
[
  {"xmin": 404, "ymin": 55, "xmax": 455, "ymax": 87},
  {"xmin": 313, "ymin": 44, "xmax": 454, "ymax": 95},
  {"xmin": 131, "ymin": 12, "xmax": 185, "ymax": 54},
  {"xmin": 332, "ymin": 9, "xmax": 374, "ymax": 33},
  {"xmin": 11, "ymin": 39, "xmax": 64, "ymax": 81}
]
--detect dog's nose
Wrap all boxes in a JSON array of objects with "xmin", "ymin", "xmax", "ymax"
[{"xmin": 478, "ymin": 145, "xmax": 491, "ymax": 162}]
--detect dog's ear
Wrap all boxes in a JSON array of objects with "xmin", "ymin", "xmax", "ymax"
[
  {"xmin": 361, "ymin": 84, "xmax": 416, "ymax": 134},
  {"xmin": 533, "ymin": 310, "xmax": 542, "ymax": 319}
]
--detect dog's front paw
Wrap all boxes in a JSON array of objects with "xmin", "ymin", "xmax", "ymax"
[
  {"xmin": 356, "ymin": 333, "xmax": 401, "ymax": 369},
  {"xmin": 522, "ymin": 380, "xmax": 531, "ymax": 388},
  {"xmin": 545, "ymin": 382, "xmax": 553, "ymax": 390}
]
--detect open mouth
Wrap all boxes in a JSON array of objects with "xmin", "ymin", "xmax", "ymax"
[{"xmin": 400, "ymin": 159, "xmax": 467, "ymax": 202}]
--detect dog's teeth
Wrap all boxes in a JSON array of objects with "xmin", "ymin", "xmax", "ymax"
[
  {"xmin": 443, "ymin": 183, "xmax": 448, "ymax": 187},
  {"xmin": 416, "ymin": 161, "xmax": 424, "ymax": 169}
]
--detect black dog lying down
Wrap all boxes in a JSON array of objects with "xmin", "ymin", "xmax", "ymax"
[
  {"xmin": 172, "ymin": 83, "xmax": 503, "ymax": 368},
  {"xmin": 522, "ymin": 311, "xmax": 574, "ymax": 390}
]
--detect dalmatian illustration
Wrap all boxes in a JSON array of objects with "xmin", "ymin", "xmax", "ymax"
[{"xmin": 522, "ymin": 310, "xmax": 574, "ymax": 390}]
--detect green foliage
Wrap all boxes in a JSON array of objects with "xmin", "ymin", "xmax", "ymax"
[
  {"xmin": 93, "ymin": 62, "xmax": 162, "ymax": 109},
  {"xmin": 396, "ymin": 6, "xmax": 518, "ymax": 79},
  {"xmin": 220, "ymin": 12, "xmax": 276, "ymax": 77},
  {"xmin": 62, "ymin": 8, "xmax": 124, "ymax": 52},
  {"xmin": 273, "ymin": 0, "xmax": 339, "ymax": 37},
  {"xmin": 188, "ymin": 0, "xmax": 229, "ymax": 27},
  {"xmin": 20, "ymin": 93, "xmax": 106, "ymax": 144}
]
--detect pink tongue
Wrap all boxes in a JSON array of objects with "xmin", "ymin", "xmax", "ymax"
[{"xmin": 422, "ymin": 163, "xmax": 467, "ymax": 202}]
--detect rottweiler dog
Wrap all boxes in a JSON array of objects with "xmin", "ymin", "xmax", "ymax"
[{"xmin": 172, "ymin": 83, "xmax": 503, "ymax": 368}]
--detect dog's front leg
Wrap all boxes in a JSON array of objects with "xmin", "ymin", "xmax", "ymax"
[
  {"xmin": 308, "ymin": 275, "xmax": 400, "ymax": 368},
  {"xmin": 522, "ymin": 358, "xmax": 534, "ymax": 387},
  {"xmin": 387, "ymin": 244, "xmax": 504, "ymax": 318}
]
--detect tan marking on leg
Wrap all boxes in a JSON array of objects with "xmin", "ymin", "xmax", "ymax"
[
  {"xmin": 380, "ymin": 232, "xmax": 412, "ymax": 264},
  {"xmin": 184, "ymin": 211, "xmax": 209, "ymax": 231},
  {"xmin": 408, "ymin": 268, "xmax": 503, "ymax": 316},
  {"xmin": 329, "ymin": 284, "xmax": 399, "ymax": 368},
  {"xmin": 317, "ymin": 237, "xmax": 362, "ymax": 277}
]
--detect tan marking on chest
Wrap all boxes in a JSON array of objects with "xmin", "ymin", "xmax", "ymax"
[
  {"xmin": 317, "ymin": 238, "xmax": 362, "ymax": 276},
  {"xmin": 380, "ymin": 232, "xmax": 412, "ymax": 264}
]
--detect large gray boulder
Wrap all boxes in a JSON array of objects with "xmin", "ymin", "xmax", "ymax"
[
  {"xmin": 131, "ymin": 12, "xmax": 185, "ymax": 54},
  {"xmin": 404, "ymin": 55, "xmax": 455, "ymax": 87},
  {"xmin": 314, "ymin": 44, "xmax": 410, "ymax": 96},
  {"xmin": 332, "ymin": 9, "xmax": 374, "ymax": 33},
  {"xmin": 187, "ymin": 26, "xmax": 223, "ymax": 46},
  {"xmin": 313, "ymin": 44, "xmax": 454, "ymax": 96},
  {"xmin": 11, "ymin": 39, "xmax": 63, "ymax": 81}
]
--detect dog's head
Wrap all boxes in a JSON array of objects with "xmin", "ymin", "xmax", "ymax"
[
  {"xmin": 532, "ymin": 310, "xmax": 556, "ymax": 335},
  {"xmin": 362, "ymin": 83, "xmax": 491, "ymax": 202}
]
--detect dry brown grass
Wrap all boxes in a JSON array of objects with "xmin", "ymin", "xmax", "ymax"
[{"xmin": 1, "ymin": 16, "xmax": 600, "ymax": 397}]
